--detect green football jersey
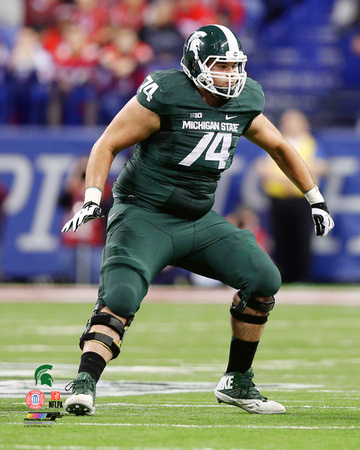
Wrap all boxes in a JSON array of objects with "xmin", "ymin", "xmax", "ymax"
[{"xmin": 113, "ymin": 69, "xmax": 264, "ymax": 219}]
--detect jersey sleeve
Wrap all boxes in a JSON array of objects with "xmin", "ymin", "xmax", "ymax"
[
  {"xmin": 244, "ymin": 77, "xmax": 265, "ymax": 115},
  {"xmin": 238, "ymin": 77, "xmax": 265, "ymax": 133},
  {"xmin": 136, "ymin": 71, "xmax": 168, "ymax": 115}
]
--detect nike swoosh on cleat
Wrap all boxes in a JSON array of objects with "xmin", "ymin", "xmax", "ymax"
[{"xmin": 225, "ymin": 115, "xmax": 237, "ymax": 120}]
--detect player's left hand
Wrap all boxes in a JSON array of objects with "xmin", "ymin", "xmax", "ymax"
[
  {"xmin": 61, "ymin": 201, "xmax": 104, "ymax": 233},
  {"xmin": 311, "ymin": 202, "xmax": 334, "ymax": 237}
]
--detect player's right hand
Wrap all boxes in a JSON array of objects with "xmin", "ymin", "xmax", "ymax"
[{"xmin": 61, "ymin": 201, "xmax": 105, "ymax": 233}]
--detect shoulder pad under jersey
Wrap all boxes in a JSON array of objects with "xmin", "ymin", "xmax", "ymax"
[
  {"xmin": 137, "ymin": 69, "xmax": 192, "ymax": 114},
  {"xmin": 235, "ymin": 77, "xmax": 265, "ymax": 114}
]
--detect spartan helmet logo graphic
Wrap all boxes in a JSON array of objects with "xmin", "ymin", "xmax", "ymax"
[
  {"xmin": 34, "ymin": 364, "xmax": 54, "ymax": 387},
  {"xmin": 186, "ymin": 30, "xmax": 207, "ymax": 62}
]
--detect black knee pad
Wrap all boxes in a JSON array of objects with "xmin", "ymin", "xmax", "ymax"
[
  {"xmin": 230, "ymin": 293, "xmax": 276, "ymax": 324},
  {"xmin": 79, "ymin": 305, "xmax": 130, "ymax": 360},
  {"xmin": 230, "ymin": 310, "xmax": 269, "ymax": 324},
  {"xmin": 247, "ymin": 296, "xmax": 275, "ymax": 312}
]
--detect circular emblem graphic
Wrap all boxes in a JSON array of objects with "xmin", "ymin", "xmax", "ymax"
[{"xmin": 26, "ymin": 390, "xmax": 45, "ymax": 409}]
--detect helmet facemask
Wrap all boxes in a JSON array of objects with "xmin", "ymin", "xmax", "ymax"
[{"xmin": 195, "ymin": 53, "xmax": 247, "ymax": 99}]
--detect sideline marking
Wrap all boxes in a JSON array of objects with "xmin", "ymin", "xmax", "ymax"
[{"xmin": 1, "ymin": 285, "xmax": 360, "ymax": 305}]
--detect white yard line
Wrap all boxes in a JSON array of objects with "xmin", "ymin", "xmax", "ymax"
[
  {"xmin": 71, "ymin": 424, "xmax": 360, "ymax": 429},
  {"xmin": 0, "ymin": 447, "xmax": 228, "ymax": 450},
  {"xmin": 99, "ymin": 403, "xmax": 360, "ymax": 410},
  {"xmin": 6, "ymin": 422, "xmax": 360, "ymax": 430},
  {"xmin": 0, "ymin": 447, "xmax": 138, "ymax": 450}
]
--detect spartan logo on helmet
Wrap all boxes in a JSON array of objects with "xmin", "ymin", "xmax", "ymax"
[
  {"xmin": 34, "ymin": 364, "xmax": 54, "ymax": 387},
  {"xmin": 181, "ymin": 24, "xmax": 247, "ymax": 99},
  {"xmin": 186, "ymin": 30, "xmax": 207, "ymax": 62}
]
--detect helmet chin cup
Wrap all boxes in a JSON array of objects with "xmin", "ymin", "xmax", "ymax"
[{"xmin": 195, "ymin": 62, "xmax": 246, "ymax": 99}]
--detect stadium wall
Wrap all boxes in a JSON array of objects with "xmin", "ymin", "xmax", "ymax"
[{"xmin": 0, "ymin": 127, "xmax": 359, "ymax": 283}]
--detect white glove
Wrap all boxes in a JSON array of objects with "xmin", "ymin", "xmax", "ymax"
[
  {"xmin": 311, "ymin": 202, "xmax": 335, "ymax": 237},
  {"xmin": 61, "ymin": 201, "xmax": 104, "ymax": 233}
]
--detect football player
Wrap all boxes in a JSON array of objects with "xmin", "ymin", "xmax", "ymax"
[{"xmin": 63, "ymin": 24, "xmax": 334, "ymax": 415}]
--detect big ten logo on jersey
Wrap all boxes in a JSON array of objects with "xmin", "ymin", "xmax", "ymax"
[
  {"xmin": 190, "ymin": 112, "xmax": 203, "ymax": 119},
  {"xmin": 138, "ymin": 75, "xmax": 159, "ymax": 102}
]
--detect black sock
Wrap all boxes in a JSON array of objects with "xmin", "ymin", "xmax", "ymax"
[
  {"xmin": 226, "ymin": 338, "xmax": 259, "ymax": 374},
  {"xmin": 78, "ymin": 352, "xmax": 106, "ymax": 383}
]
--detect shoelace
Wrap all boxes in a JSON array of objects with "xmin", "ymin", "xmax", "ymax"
[
  {"xmin": 247, "ymin": 382, "xmax": 267, "ymax": 401},
  {"xmin": 65, "ymin": 378, "xmax": 93, "ymax": 393},
  {"xmin": 241, "ymin": 375, "xmax": 267, "ymax": 400}
]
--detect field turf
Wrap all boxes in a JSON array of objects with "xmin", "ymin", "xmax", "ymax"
[{"xmin": 0, "ymin": 287, "xmax": 359, "ymax": 449}]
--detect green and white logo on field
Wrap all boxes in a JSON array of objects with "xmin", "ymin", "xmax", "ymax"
[{"xmin": 34, "ymin": 364, "xmax": 54, "ymax": 387}]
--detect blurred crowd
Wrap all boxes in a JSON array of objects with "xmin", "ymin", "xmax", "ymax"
[
  {"xmin": 0, "ymin": 0, "xmax": 248, "ymax": 126},
  {"xmin": 1, "ymin": 0, "xmax": 360, "ymax": 127}
]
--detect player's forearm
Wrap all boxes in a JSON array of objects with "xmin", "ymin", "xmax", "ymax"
[
  {"xmin": 84, "ymin": 139, "xmax": 116, "ymax": 203},
  {"xmin": 269, "ymin": 144, "xmax": 316, "ymax": 194}
]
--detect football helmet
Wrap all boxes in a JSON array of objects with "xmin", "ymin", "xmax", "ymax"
[{"xmin": 181, "ymin": 24, "xmax": 247, "ymax": 99}]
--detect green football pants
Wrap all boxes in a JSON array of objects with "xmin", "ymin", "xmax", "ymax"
[{"xmin": 97, "ymin": 201, "xmax": 281, "ymax": 318}]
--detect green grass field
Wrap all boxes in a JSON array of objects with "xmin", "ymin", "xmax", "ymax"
[{"xmin": 0, "ymin": 288, "xmax": 360, "ymax": 449}]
